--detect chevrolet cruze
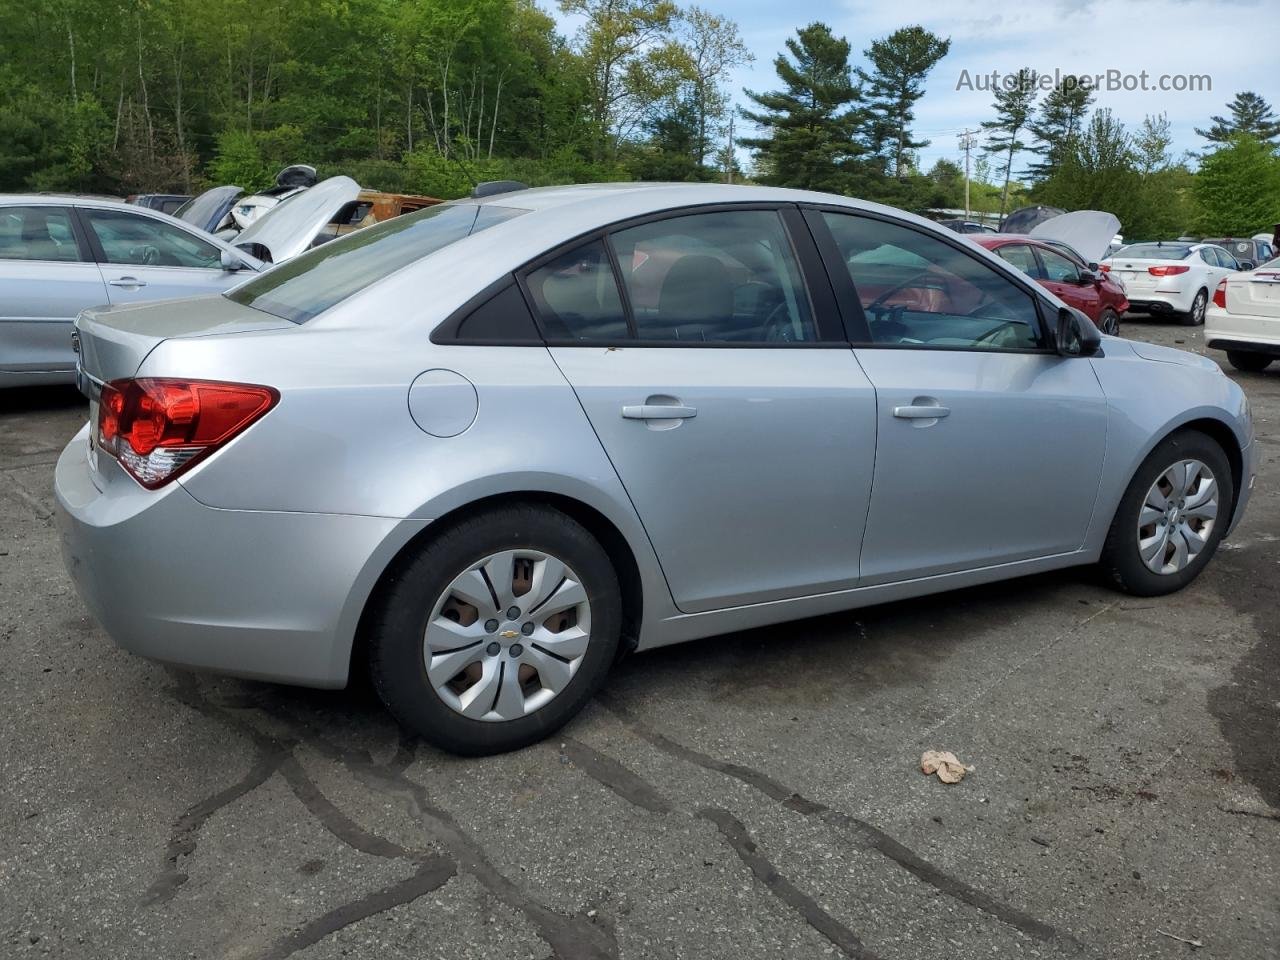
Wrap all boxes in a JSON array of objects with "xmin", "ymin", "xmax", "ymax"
[{"xmin": 56, "ymin": 183, "xmax": 1257, "ymax": 755}]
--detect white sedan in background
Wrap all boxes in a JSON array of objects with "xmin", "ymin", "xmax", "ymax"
[
  {"xmin": 1102, "ymin": 241, "xmax": 1242, "ymax": 325},
  {"xmin": 1205, "ymin": 260, "xmax": 1280, "ymax": 371}
]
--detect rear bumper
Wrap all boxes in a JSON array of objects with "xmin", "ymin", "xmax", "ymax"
[
  {"xmin": 55, "ymin": 425, "xmax": 426, "ymax": 688},
  {"xmin": 1126, "ymin": 289, "xmax": 1195, "ymax": 314}
]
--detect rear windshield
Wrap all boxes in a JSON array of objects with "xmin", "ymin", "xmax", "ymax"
[
  {"xmin": 1114, "ymin": 243, "xmax": 1192, "ymax": 260},
  {"xmin": 227, "ymin": 201, "xmax": 526, "ymax": 323}
]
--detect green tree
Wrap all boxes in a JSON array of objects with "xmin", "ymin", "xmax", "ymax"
[
  {"xmin": 559, "ymin": 0, "xmax": 680, "ymax": 160},
  {"xmin": 740, "ymin": 22, "xmax": 863, "ymax": 193},
  {"xmin": 1196, "ymin": 91, "xmax": 1280, "ymax": 146},
  {"xmin": 1194, "ymin": 135, "xmax": 1280, "ymax": 235},
  {"xmin": 1026, "ymin": 75, "xmax": 1093, "ymax": 182},
  {"xmin": 981, "ymin": 68, "xmax": 1038, "ymax": 222},
  {"xmin": 855, "ymin": 26, "xmax": 950, "ymax": 178},
  {"xmin": 677, "ymin": 6, "xmax": 750, "ymax": 168}
]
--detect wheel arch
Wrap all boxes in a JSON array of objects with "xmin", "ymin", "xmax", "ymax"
[{"xmin": 348, "ymin": 491, "xmax": 647, "ymax": 683}]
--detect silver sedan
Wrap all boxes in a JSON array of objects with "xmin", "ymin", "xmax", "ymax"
[
  {"xmin": 0, "ymin": 195, "xmax": 260, "ymax": 388},
  {"xmin": 55, "ymin": 183, "xmax": 1257, "ymax": 755}
]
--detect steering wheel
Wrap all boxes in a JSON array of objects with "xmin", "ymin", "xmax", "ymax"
[
  {"xmin": 761, "ymin": 300, "xmax": 797, "ymax": 342},
  {"xmin": 865, "ymin": 270, "xmax": 934, "ymax": 316},
  {"xmin": 972, "ymin": 320, "xmax": 1027, "ymax": 347},
  {"xmin": 139, "ymin": 245, "xmax": 161, "ymax": 266}
]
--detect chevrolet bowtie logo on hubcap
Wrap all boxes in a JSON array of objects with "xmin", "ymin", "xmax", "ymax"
[{"xmin": 500, "ymin": 629, "xmax": 519, "ymax": 639}]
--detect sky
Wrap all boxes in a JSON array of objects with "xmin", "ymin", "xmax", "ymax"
[{"xmin": 554, "ymin": 0, "xmax": 1272, "ymax": 177}]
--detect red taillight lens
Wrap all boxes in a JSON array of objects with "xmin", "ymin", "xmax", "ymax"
[
  {"xmin": 1098, "ymin": 264, "xmax": 1111, "ymax": 272},
  {"xmin": 1148, "ymin": 265, "xmax": 1190, "ymax": 276},
  {"xmin": 1213, "ymin": 279, "xmax": 1228, "ymax": 309},
  {"xmin": 96, "ymin": 378, "xmax": 278, "ymax": 488}
]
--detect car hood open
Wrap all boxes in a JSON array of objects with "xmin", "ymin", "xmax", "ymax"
[
  {"xmin": 1030, "ymin": 211, "xmax": 1121, "ymax": 264},
  {"xmin": 234, "ymin": 176, "xmax": 360, "ymax": 264}
]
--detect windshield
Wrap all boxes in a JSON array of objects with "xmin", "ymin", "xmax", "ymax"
[
  {"xmin": 227, "ymin": 202, "xmax": 526, "ymax": 323},
  {"xmin": 1114, "ymin": 243, "xmax": 1192, "ymax": 260}
]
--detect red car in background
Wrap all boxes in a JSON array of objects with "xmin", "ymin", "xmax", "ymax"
[
  {"xmin": 973, "ymin": 234, "xmax": 1129, "ymax": 336},
  {"xmin": 972, "ymin": 234, "xmax": 1126, "ymax": 335}
]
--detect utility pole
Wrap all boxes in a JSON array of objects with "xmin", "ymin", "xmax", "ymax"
[
  {"xmin": 725, "ymin": 114, "xmax": 735, "ymax": 184},
  {"xmin": 958, "ymin": 129, "xmax": 979, "ymax": 220}
]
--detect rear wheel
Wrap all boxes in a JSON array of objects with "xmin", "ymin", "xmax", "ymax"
[
  {"xmin": 1226, "ymin": 350, "xmax": 1273, "ymax": 373},
  {"xmin": 1099, "ymin": 431, "xmax": 1233, "ymax": 596},
  {"xmin": 1180, "ymin": 289, "xmax": 1207, "ymax": 326},
  {"xmin": 368, "ymin": 505, "xmax": 621, "ymax": 755},
  {"xmin": 1098, "ymin": 308, "xmax": 1121, "ymax": 336}
]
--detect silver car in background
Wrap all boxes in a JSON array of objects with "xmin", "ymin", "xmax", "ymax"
[
  {"xmin": 0, "ymin": 196, "xmax": 261, "ymax": 388},
  {"xmin": 55, "ymin": 183, "xmax": 1257, "ymax": 755}
]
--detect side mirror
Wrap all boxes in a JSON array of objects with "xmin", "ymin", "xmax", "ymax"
[
  {"xmin": 1077, "ymin": 269, "xmax": 1098, "ymax": 285},
  {"xmin": 1055, "ymin": 306, "xmax": 1103, "ymax": 355},
  {"xmin": 1087, "ymin": 261, "xmax": 1100, "ymax": 272},
  {"xmin": 220, "ymin": 249, "xmax": 244, "ymax": 271},
  {"xmin": 1239, "ymin": 260, "xmax": 1255, "ymax": 271}
]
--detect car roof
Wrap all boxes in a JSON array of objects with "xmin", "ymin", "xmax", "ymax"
[{"xmin": 1, "ymin": 193, "xmax": 164, "ymax": 212}]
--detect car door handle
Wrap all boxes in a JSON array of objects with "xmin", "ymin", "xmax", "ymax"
[
  {"xmin": 108, "ymin": 276, "xmax": 146, "ymax": 288},
  {"xmin": 893, "ymin": 404, "xmax": 950, "ymax": 419},
  {"xmin": 622, "ymin": 404, "xmax": 697, "ymax": 420}
]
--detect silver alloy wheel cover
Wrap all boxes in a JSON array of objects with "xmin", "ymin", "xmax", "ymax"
[
  {"xmin": 1137, "ymin": 458, "xmax": 1219, "ymax": 575},
  {"xmin": 423, "ymin": 550, "xmax": 592, "ymax": 722},
  {"xmin": 1192, "ymin": 291, "xmax": 1206, "ymax": 323}
]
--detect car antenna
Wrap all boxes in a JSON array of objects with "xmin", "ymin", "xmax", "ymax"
[{"xmin": 449, "ymin": 154, "xmax": 479, "ymax": 191}]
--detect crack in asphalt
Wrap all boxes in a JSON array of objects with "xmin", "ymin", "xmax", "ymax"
[
  {"xmin": 699, "ymin": 807, "xmax": 881, "ymax": 960},
  {"xmin": 561, "ymin": 738, "xmax": 877, "ymax": 958},
  {"xmin": 598, "ymin": 695, "xmax": 1085, "ymax": 954},
  {"xmin": 164, "ymin": 683, "xmax": 618, "ymax": 960},
  {"xmin": 258, "ymin": 857, "xmax": 456, "ymax": 960}
]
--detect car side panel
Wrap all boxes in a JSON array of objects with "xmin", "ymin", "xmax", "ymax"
[{"xmin": 0, "ymin": 258, "xmax": 109, "ymax": 376}]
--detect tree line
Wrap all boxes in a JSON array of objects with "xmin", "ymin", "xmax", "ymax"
[{"xmin": 2, "ymin": 1, "xmax": 1276, "ymax": 238}]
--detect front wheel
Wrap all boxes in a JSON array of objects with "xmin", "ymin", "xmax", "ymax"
[
  {"xmin": 1226, "ymin": 350, "xmax": 1273, "ymax": 373},
  {"xmin": 1099, "ymin": 431, "xmax": 1234, "ymax": 596},
  {"xmin": 1098, "ymin": 308, "xmax": 1121, "ymax": 337},
  {"xmin": 368, "ymin": 505, "xmax": 622, "ymax": 755},
  {"xmin": 1180, "ymin": 289, "xmax": 1207, "ymax": 326}
]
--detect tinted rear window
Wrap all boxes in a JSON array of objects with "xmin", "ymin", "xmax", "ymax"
[
  {"xmin": 1115, "ymin": 243, "xmax": 1191, "ymax": 260},
  {"xmin": 227, "ymin": 202, "xmax": 526, "ymax": 323}
]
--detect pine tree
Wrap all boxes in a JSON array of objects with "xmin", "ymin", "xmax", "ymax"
[
  {"xmin": 854, "ymin": 26, "xmax": 950, "ymax": 178},
  {"xmin": 981, "ymin": 67, "xmax": 1038, "ymax": 222},
  {"xmin": 740, "ymin": 22, "xmax": 863, "ymax": 193},
  {"xmin": 1026, "ymin": 75, "xmax": 1093, "ymax": 182},
  {"xmin": 1196, "ymin": 92, "xmax": 1280, "ymax": 146}
]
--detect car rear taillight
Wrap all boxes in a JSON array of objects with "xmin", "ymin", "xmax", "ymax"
[
  {"xmin": 1148, "ymin": 265, "xmax": 1190, "ymax": 276},
  {"xmin": 97, "ymin": 378, "xmax": 278, "ymax": 488},
  {"xmin": 1098, "ymin": 264, "xmax": 1111, "ymax": 272},
  {"xmin": 1213, "ymin": 279, "xmax": 1228, "ymax": 309}
]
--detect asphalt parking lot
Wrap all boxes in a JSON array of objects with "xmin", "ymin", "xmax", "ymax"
[{"xmin": 2, "ymin": 318, "xmax": 1277, "ymax": 960}]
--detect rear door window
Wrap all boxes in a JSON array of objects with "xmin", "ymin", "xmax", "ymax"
[
  {"xmin": 607, "ymin": 210, "xmax": 816, "ymax": 343},
  {"xmin": 995, "ymin": 244, "xmax": 1041, "ymax": 278},
  {"xmin": 0, "ymin": 206, "xmax": 82, "ymax": 262}
]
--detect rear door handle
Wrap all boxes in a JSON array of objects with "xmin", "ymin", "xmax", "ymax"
[
  {"xmin": 622, "ymin": 404, "xmax": 697, "ymax": 420},
  {"xmin": 108, "ymin": 276, "xmax": 146, "ymax": 288},
  {"xmin": 893, "ymin": 404, "xmax": 950, "ymax": 419}
]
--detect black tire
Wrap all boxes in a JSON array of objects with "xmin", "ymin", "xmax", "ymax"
[
  {"xmin": 1226, "ymin": 350, "xmax": 1272, "ymax": 373},
  {"xmin": 1099, "ymin": 430, "xmax": 1234, "ymax": 596},
  {"xmin": 1098, "ymin": 308, "xmax": 1121, "ymax": 337},
  {"xmin": 368, "ymin": 504, "xmax": 622, "ymax": 756},
  {"xmin": 1179, "ymin": 289, "xmax": 1207, "ymax": 326}
]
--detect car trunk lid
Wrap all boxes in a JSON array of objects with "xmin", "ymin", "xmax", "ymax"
[
  {"xmin": 74, "ymin": 295, "xmax": 293, "ymax": 394},
  {"xmin": 1225, "ymin": 268, "xmax": 1280, "ymax": 318}
]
